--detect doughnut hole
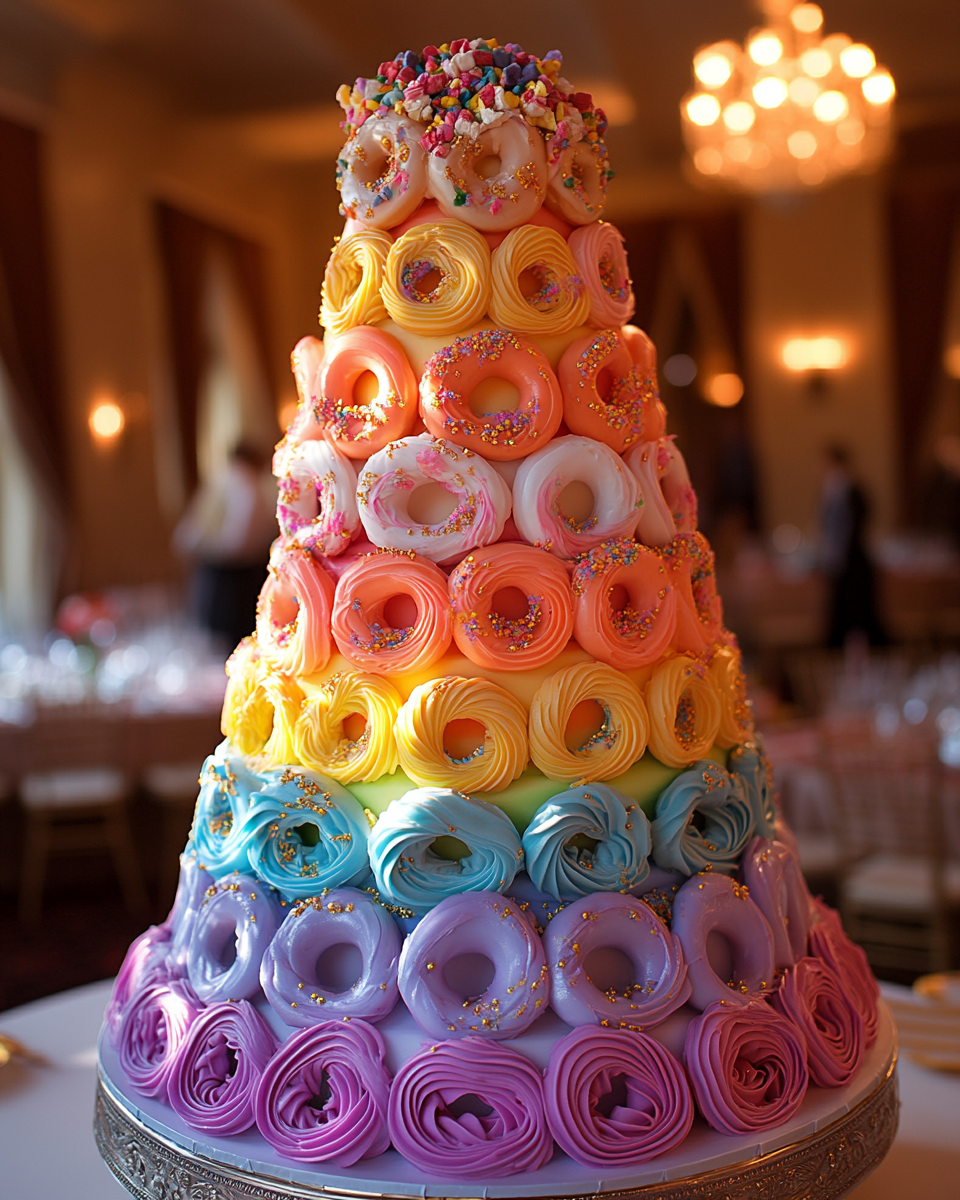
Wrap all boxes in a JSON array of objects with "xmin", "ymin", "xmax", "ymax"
[
  {"xmin": 382, "ymin": 593, "xmax": 419, "ymax": 629},
  {"xmin": 353, "ymin": 144, "xmax": 391, "ymax": 186},
  {"xmin": 557, "ymin": 480, "xmax": 595, "ymax": 527},
  {"xmin": 470, "ymin": 376, "xmax": 522, "ymax": 416},
  {"xmin": 607, "ymin": 583, "xmax": 630, "ymax": 615},
  {"xmin": 314, "ymin": 943, "xmax": 364, "ymax": 993},
  {"xmin": 443, "ymin": 718, "xmax": 486, "ymax": 762},
  {"xmin": 414, "ymin": 266, "xmax": 444, "ymax": 297},
  {"xmin": 307, "ymin": 1070, "xmax": 332, "ymax": 1111},
  {"xmin": 490, "ymin": 586, "xmax": 530, "ymax": 623},
  {"xmin": 475, "ymin": 153, "xmax": 502, "ymax": 180},
  {"xmin": 293, "ymin": 821, "xmax": 320, "ymax": 848},
  {"xmin": 353, "ymin": 369, "xmax": 381, "ymax": 406},
  {"xmin": 594, "ymin": 1072, "xmax": 629, "ymax": 1118},
  {"xmin": 430, "ymin": 835, "xmax": 471, "ymax": 862},
  {"xmin": 407, "ymin": 481, "xmax": 459, "ymax": 525},
  {"xmin": 446, "ymin": 1093, "xmax": 495, "ymax": 1119},
  {"xmin": 594, "ymin": 365, "xmax": 616, "ymax": 403},
  {"xmin": 342, "ymin": 712, "xmax": 367, "ymax": 743},
  {"xmin": 706, "ymin": 930, "xmax": 735, "ymax": 985},
  {"xmin": 583, "ymin": 946, "xmax": 637, "ymax": 996},
  {"xmin": 442, "ymin": 952, "xmax": 496, "ymax": 1004},
  {"xmin": 212, "ymin": 922, "xmax": 239, "ymax": 970},
  {"xmin": 564, "ymin": 698, "xmax": 607, "ymax": 753},
  {"xmin": 566, "ymin": 832, "xmax": 600, "ymax": 856}
]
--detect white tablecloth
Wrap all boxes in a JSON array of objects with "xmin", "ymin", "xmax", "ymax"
[{"xmin": 0, "ymin": 980, "xmax": 957, "ymax": 1199}]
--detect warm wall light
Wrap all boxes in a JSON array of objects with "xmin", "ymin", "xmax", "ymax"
[
  {"xmin": 89, "ymin": 399, "xmax": 125, "ymax": 442},
  {"xmin": 703, "ymin": 373, "xmax": 745, "ymax": 406},
  {"xmin": 781, "ymin": 336, "xmax": 847, "ymax": 371},
  {"xmin": 944, "ymin": 345, "xmax": 960, "ymax": 380}
]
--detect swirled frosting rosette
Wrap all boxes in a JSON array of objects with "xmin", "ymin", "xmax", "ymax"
[
  {"xmin": 106, "ymin": 923, "xmax": 173, "ymax": 1045},
  {"xmin": 683, "ymin": 1001, "xmax": 808, "ymax": 1134},
  {"xmin": 254, "ymin": 1020, "xmax": 391, "ymax": 1164},
  {"xmin": 772, "ymin": 957, "xmax": 864, "ymax": 1088},
  {"xmin": 544, "ymin": 1026, "xmax": 693, "ymax": 1167},
  {"xmin": 522, "ymin": 783, "xmax": 652, "ymax": 901},
  {"xmin": 191, "ymin": 740, "xmax": 274, "ymax": 876},
  {"xmin": 728, "ymin": 743, "xmax": 777, "ymax": 839},
  {"xmin": 117, "ymin": 980, "xmax": 201, "ymax": 1102},
  {"xmin": 387, "ymin": 1038, "xmax": 552, "ymax": 1178},
  {"xmin": 167, "ymin": 1000, "xmax": 278, "ymax": 1135},
  {"xmin": 650, "ymin": 761, "xmax": 755, "ymax": 876},
  {"xmin": 809, "ymin": 899, "xmax": 879, "ymax": 1046}
]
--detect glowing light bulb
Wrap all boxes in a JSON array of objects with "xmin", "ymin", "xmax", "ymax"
[
  {"xmin": 723, "ymin": 102, "xmax": 756, "ymax": 133},
  {"xmin": 725, "ymin": 138, "xmax": 753, "ymax": 163},
  {"xmin": 862, "ymin": 71, "xmax": 895, "ymax": 104},
  {"xmin": 813, "ymin": 90, "xmax": 850, "ymax": 123},
  {"xmin": 89, "ymin": 401, "xmax": 125, "ymax": 440},
  {"xmin": 704, "ymin": 373, "xmax": 744, "ymax": 406},
  {"xmin": 753, "ymin": 77, "xmax": 789, "ymax": 109},
  {"xmin": 781, "ymin": 337, "xmax": 846, "ymax": 370},
  {"xmin": 840, "ymin": 44, "xmax": 876, "ymax": 78},
  {"xmin": 694, "ymin": 147, "xmax": 724, "ymax": 175},
  {"xmin": 749, "ymin": 34, "xmax": 783, "ymax": 66},
  {"xmin": 789, "ymin": 77, "xmax": 820, "ymax": 106},
  {"xmin": 694, "ymin": 53, "xmax": 733, "ymax": 88},
  {"xmin": 837, "ymin": 116, "xmax": 865, "ymax": 145},
  {"xmin": 787, "ymin": 130, "xmax": 818, "ymax": 159},
  {"xmin": 800, "ymin": 48, "xmax": 832, "ymax": 78},
  {"xmin": 686, "ymin": 93, "xmax": 721, "ymax": 126},
  {"xmin": 790, "ymin": 4, "xmax": 823, "ymax": 33}
]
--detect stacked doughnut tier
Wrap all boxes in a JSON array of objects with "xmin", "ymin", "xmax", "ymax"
[{"xmin": 99, "ymin": 38, "xmax": 883, "ymax": 1187}]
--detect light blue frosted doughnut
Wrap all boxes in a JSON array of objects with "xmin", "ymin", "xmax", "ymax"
[
  {"xmin": 190, "ymin": 740, "xmax": 277, "ymax": 876},
  {"xmin": 728, "ymin": 743, "xmax": 777, "ymax": 838},
  {"xmin": 368, "ymin": 788, "xmax": 523, "ymax": 915},
  {"xmin": 522, "ymin": 783, "xmax": 651, "ymax": 901},
  {"xmin": 650, "ymin": 761, "xmax": 754, "ymax": 876},
  {"xmin": 239, "ymin": 768, "xmax": 370, "ymax": 900}
]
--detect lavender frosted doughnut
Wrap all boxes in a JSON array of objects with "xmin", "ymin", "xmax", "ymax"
[
  {"xmin": 117, "ymin": 981, "xmax": 200, "ymax": 1102},
  {"xmin": 772, "ymin": 957, "xmax": 864, "ymax": 1088},
  {"xmin": 260, "ymin": 889, "xmax": 402, "ymax": 1026},
  {"xmin": 650, "ymin": 761, "xmax": 755, "ymax": 876},
  {"xmin": 387, "ymin": 1038, "xmax": 552, "ymax": 1178},
  {"xmin": 186, "ymin": 873, "xmax": 282, "ymax": 1003},
  {"xmin": 544, "ymin": 1026, "xmax": 694, "ymax": 1167},
  {"xmin": 167, "ymin": 1000, "xmax": 278, "ymax": 1135},
  {"xmin": 254, "ymin": 1021, "xmax": 391, "ymax": 1164},
  {"xmin": 809, "ymin": 898, "xmax": 879, "ymax": 1046},
  {"xmin": 671, "ymin": 872, "xmax": 775, "ymax": 1010},
  {"xmin": 741, "ymin": 837, "xmax": 812, "ymax": 969},
  {"xmin": 106, "ymin": 923, "xmax": 173, "ymax": 1046},
  {"xmin": 728, "ymin": 742, "xmax": 777, "ymax": 839},
  {"xmin": 543, "ymin": 892, "xmax": 690, "ymax": 1030},
  {"xmin": 683, "ymin": 1001, "xmax": 808, "ymax": 1134},
  {"xmin": 167, "ymin": 850, "xmax": 214, "ymax": 974},
  {"xmin": 398, "ymin": 891, "xmax": 548, "ymax": 1039}
]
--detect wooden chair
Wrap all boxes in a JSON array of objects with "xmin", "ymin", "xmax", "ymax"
[{"xmin": 142, "ymin": 762, "xmax": 202, "ymax": 913}]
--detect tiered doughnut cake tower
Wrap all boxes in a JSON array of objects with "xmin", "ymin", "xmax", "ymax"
[{"xmin": 97, "ymin": 38, "xmax": 892, "ymax": 1195}]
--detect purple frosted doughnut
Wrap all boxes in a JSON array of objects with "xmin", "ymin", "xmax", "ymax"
[
  {"xmin": 543, "ymin": 892, "xmax": 690, "ymax": 1030},
  {"xmin": 167, "ymin": 851, "xmax": 214, "ymax": 974},
  {"xmin": 544, "ymin": 1026, "xmax": 693, "ymax": 1167},
  {"xmin": 254, "ymin": 1020, "xmax": 391, "ymax": 1164},
  {"xmin": 772, "ymin": 957, "xmax": 864, "ymax": 1087},
  {"xmin": 683, "ymin": 1001, "xmax": 808, "ymax": 1134},
  {"xmin": 398, "ymin": 891, "xmax": 548, "ymax": 1039},
  {"xmin": 809, "ymin": 898, "xmax": 879, "ymax": 1046},
  {"xmin": 167, "ymin": 1000, "xmax": 277, "ymax": 1135},
  {"xmin": 740, "ymin": 837, "xmax": 811, "ymax": 969},
  {"xmin": 387, "ymin": 1038, "xmax": 552, "ymax": 1178},
  {"xmin": 186, "ymin": 873, "xmax": 282, "ymax": 1003},
  {"xmin": 117, "ymin": 980, "xmax": 200, "ymax": 1102},
  {"xmin": 260, "ymin": 888, "xmax": 402, "ymax": 1026},
  {"xmin": 106, "ymin": 923, "xmax": 172, "ymax": 1046},
  {"xmin": 671, "ymin": 872, "xmax": 775, "ymax": 1010}
]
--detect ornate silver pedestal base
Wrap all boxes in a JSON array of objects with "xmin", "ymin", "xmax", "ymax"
[{"xmin": 94, "ymin": 1058, "xmax": 898, "ymax": 1200}]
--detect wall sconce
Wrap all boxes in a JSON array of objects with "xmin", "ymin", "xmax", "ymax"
[
  {"xmin": 88, "ymin": 397, "xmax": 125, "ymax": 446},
  {"xmin": 703, "ymin": 372, "xmax": 745, "ymax": 407},
  {"xmin": 781, "ymin": 336, "xmax": 847, "ymax": 395}
]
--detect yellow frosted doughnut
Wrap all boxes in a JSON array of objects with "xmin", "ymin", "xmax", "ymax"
[
  {"xmin": 529, "ymin": 661, "xmax": 648, "ymax": 783},
  {"xmin": 381, "ymin": 221, "xmax": 491, "ymax": 335},
  {"xmin": 294, "ymin": 671, "xmax": 401, "ymax": 783},
  {"xmin": 709, "ymin": 643, "xmax": 755, "ymax": 750},
  {"xmin": 644, "ymin": 654, "xmax": 723, "ymax": 768},
  {"xmin": 259, "ymin": 670, "xmax": 304, "ymax": 767},
  {"xmin": 395, "ymin": 675, "xmax": 528, "ymax": 793},
  {"xmin": 489, "ymin": 225, "xmax": 590, "ymax": 336},
  {"xmin": 221, "ymin": 639, "xmax": 304, "ymax": 764},
  {"xmin": 320, "ymin": 230, "xmax": 391, "ymax": 335}
]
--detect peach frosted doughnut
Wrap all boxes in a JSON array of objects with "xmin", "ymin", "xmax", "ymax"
[
  {"xmin": 644, "ymin": 654, "xmax": 723, "ymax": 768},
  {"xmin": 673, "ymin": 532, "xmax": 724, "ymax": 645},
  {"xmin": 545, "ymin": 139, "xmax": 610, "ymax": 226},
  {"xmin": 357, "ymin": 435, "xmax": 511, "ymax": 565},
  {"xmin": 221, "ymin": 641, "xmax": 303, "ymax": 764},
  {"xmin": 624, "ymin": 437, "xmax": 698, "ymax": 546},
  {"xmin": 294, "ymin": 671, "xmax": 401, "ymax": 784},
  {"xmin": 530, "ymin": 661, "xmax": 648, "ymax": 783},
  {"xmin": 395, "ymin": 676, "xmax": 528, "ymax": 794},
  {"xmin": 571, "ymin": 538, "xmax": 677, "ymax": 669},
  {"xmin": 381, "ymin": 221, "xmax": 491, "ymax": 335},
  {"xmin": 622, "ymin": 325, "xmax": 666, "ymax": 439},
  {"xmin": 489, "ymin": 225, "xmax": 589, "ymax": 336},
  {"xmin": 331, "ymin": 551, "xmax": 452, "ymax": 675},
  {"xmin": 319, "ymin": 230, "xmax": 391, "ymax": 335},
  {"xmin": 426, "ymin": 114, "xmax": 547, "ymax": 231},
  {"xmin": 709, "ymin": 644, "xmax": 754, "ymax": 749},
  {"xmin": 512, "ymin": 434, "xmax": 640, "ymax": 559},
  {"xmin": 255, "ymin": 546, "xmax": 335, "ymax": 677},
  {"xmin": 558, "ymin": 330, "xmax": 663, "ymax": 452},
  {"xmin": 568, "ymin": 222, "xmax": 635, "ymax": 328},
  {"xmin": 276, "ymin": 439, "xmax": 360, "ymax": 557},
  {"xmin": 274, "ymin": 336, "xmax": 324, "ymax": 474},
  {"xmin": 317, "ymin": 326, "xmax": 418, "ymax": 459},
  {"xmin": 337, "ymin": 111, "xmax": 428, "ymax": 229},
  {"xmin": 419, "ymin": 329, "xmax": 562, "ymax": 461},
  {"xmin": 448, "ymin": 543, "xmax": 574, "ymax": 672}
]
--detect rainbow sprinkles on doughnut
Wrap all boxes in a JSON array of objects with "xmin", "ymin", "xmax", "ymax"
[{"xmin": 101, "ymin": 36, "xmax": 882, "ymax": 1187}]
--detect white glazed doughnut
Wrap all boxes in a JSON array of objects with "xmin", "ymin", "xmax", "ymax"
[
  {"xmin": 512, "ymin": 434, "xmax": 641, "ymax": 558},
  {"xmin": 544, "ymin": 140, "xmax": 610, "ymax": 226},
  {"xmin": 337, "ymin": 111, "xmax": 428, "ymax": 229},
  {"xmin": 623, "ymin": 437, "xmax": 698, "ymax": 547},
  {"xmin": 356, "ymin": 434, "xmax": 512, "ymax": 565},
  {"xmin": 276, "ymin": 439, "xmax": 360, "ymax": 557}
]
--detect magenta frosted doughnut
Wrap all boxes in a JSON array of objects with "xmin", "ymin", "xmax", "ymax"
[
  {"xmin": 397, "ymin": 891, "xmax": 548, "ymax": 1040},
  {"xmin": 544, "ymin": 1026, "xmax": 694, "ymax": 1167},
  {"xmin": 671, "ymin": 872, "xmax": 775, "ymax": 1010},
  {"xmin": 167, "ymin": 1000, "xmax": 278, "ymax": 1135},
  {"xmin": 186, "ymin": 873, "xmax": 282, "ymax": 1004},
  {"xmin": 256, "ymin": 545, "xmax": 335, "ymax": 676},
  {"xmin": 809, "ymin": 898, "xmax": 879, "ymax": 1046},
  {"xmin": 106, "ymin": 924, "xmax": 173, "ymax": 1046},
  {"xmin": 683, "ymin": 1001, "xmax": 808, "ymax": 1134},
  {"xmin": 117, "ymin": 981, "xmax": 200, "ymax": 1102},
  {"xmin": 772, "ymin": 956, "xmax": 864, "ymax": 1088},
  {"xmin": 254, "ymin": 1020, "xmax": 391, "ymax": 1164},
  {"xmin": 387, "ymin": 1038, "xmax": 552, "ymax": 1178},
  {"xmin": 260, "ymin": 888, "xmax": 402, "ymax": 1026},
  {"xmin": 543, "ymin": 891, "xmax": 691, "ymax": 1030},
  {"xmin": 568, "ymin": 221, "xmax": 635, "ymax": 329},
  {"xmin": 741, "ymin": 837, "xmax": 812, "ymax": 969}
]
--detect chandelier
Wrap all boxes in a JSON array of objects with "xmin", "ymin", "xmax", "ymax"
[{"xmin": 681, "ymin": 1, "xmax": 895, "ymax": 192}]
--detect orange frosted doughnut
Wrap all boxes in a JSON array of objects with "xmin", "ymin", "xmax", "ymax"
[
  {"xmin": 568, "ymin": 222, "xmax": 635, "ymax": 329},
  {"xmin": 255, "ymin": 545, "xmax": 335, "ymax": 677},
  {"xmin": 316, "ymin": 326, "xmax": 418, "ymax": 459},
  {"xmin": 670, "ymin": 532, "xmax": 724, "ymax": 647},
  {"xmin": 419, "ymin": 329, "xmax": 562, "ymax": 461},
  {"xmin": 558, "ymin": 329, "xmax": 664, "ymax": 452},
  {"xmin": 448, "ymin": 543, "xmax": 574, "ymax": 672},
  {"xmin": 331, "ymin": 551, "xmax": 452, "ymax": 675},
  {"xmin": 622, "ymin": 325, "xmax": 666, "ymax": 439},
  {"xmin": 571, "ymin": 538, "xmax": 678, "ymax": 669}
]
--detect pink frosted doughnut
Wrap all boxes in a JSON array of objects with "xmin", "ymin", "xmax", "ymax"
[
  {"xmin": 316, "ymin": 326, "xmax": 418, "ymax": 460},
  {"xmin": 274, "ymin": 336, "xmax": 325, "ymax": 474},
  {"xmin": 256, "ymin": 545, "xmax": 335, "ymax": 676},
  {"xmin": 568, "ymin": 222, "xmax": 635, "ymax": 328},
  {"xmin": 337, "ymin": 111, "xmax": 428, "ymax": 229},
  {"xmin": 106, "ymin": 924, "xmax": 173, "ymax": 1046},
  {"xmin": 622, "ymin": 325, "xmax": 666, "ymax": 439},
  {"xmin": 671, "ymin": 872, "xmax": 775, "ymax": 1010},
  {"xmin": 331, "ymin": 550, "xmax": 452, "ymax": 675},
  {"xmin": 276, "ymin": 438, "xmax": 360, "ymax": 557},
  {"xmin": 419, "ymin": 329, "xmax": 562, "ymax": 460},
  {"xmin": 545, "ymin": 139, "xmax": 610, "ymax": 226},
  {"xmin": 809, "ymin": 898, "xmax": 879, "ymax": 1046},
  {"xmin": 117, "ymin": 981, "xmax": 200, "ymax": 1102},
  {"xmin": 741, "ymin": 837, "xmax": 812, "ymax": 970},
  {"xmin": 624, "ymin": 438, "xmax": 698, "ymax": 547},
  {"xmin": 558, "ymin": 330, "xmax": 664, "ymax": 452}
]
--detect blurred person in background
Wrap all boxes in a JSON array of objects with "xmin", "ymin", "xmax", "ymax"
[
  {"xmin": 819, "ymin": 444, "xmax": 886, "ymax": 648},
  {"xmin": 174, "ymin": 440, "xmax": 276, "ymax": 652}
]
